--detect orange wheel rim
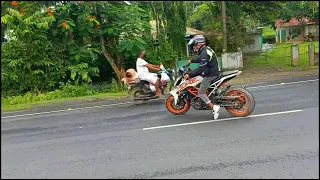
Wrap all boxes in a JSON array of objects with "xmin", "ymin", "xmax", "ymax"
[
  {"xmin": 166, "ymin": 96, "xmax": 190, "ymax": 114},
  {"xmin": 225, "ymin": 90, "xmax": 252, "ymax": 116}
]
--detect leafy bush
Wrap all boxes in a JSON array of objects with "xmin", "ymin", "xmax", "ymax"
[
  {"xmin": 1, "ymin": 83, "xmax": 99, "ymax": 106},
  {"xmin": 60, "ymin": 82, "xmax": 97, "ymax": 97},
  {"xmin": 304, "ymin": 33, "xmax": 316, "ymax": 42},
  {"xmin": 1, "ymin": 7, "xmax": 100, "ymax": 97},
  {"xmin": 204, "ymin": 32, "xmax": 224, "ymax": 56},
  {"xmin": 89, "ymin": 79, "xmax": 126, "ymax": 93}
]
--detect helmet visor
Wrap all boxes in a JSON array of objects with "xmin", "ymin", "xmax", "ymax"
[{"xmin": 187, "ymin": 39, "xmax": 196, "ymax": 46}]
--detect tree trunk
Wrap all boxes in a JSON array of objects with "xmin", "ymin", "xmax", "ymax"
[
  {"xmin": 100, "ymin": 36, "xmax": 123, "ymax": 86},
  {"xmin": 117, "ymin": 56, "xmax": 125, "ymax": 87},
  {"xmin": 68, "ymin": 32, "xmax": 74, "ymax": 40},
  {"xmin": 153, "ymin": 4, "xmax": 160, "ymax": 40},
  {"xmin": 161, "ymin": 2, "xmax": 167, "ymax": 38}
]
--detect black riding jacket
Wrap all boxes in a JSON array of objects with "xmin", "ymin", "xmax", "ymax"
[{"xmin": 189, "ymin": 45, "xmax": 220, "ymax": 78}]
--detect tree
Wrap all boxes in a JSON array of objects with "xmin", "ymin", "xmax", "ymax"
[
  {"xmin": 187, "ymin": 2, "xmax": 219, "ymax": 31},
  {"xmin": 2, "ymin": 1, "xmax": 152, "ymax": 95},
  {"xmin": 1, "ymin": 5, "xmax": 68, "ymax": 94},
  {"xmin": 148, "ymin": 1, "xmax": 187, "ymax": 57},
  {"xmin": 90, "ymin": 1, "xmax": 152, "ymax": 85},
  {"xmin": 186, "ymin": 1, "xmax": 286, "ymax": 53},
  {"xmin": 239, "ymin": 1, "xmax": 285, "ymax": 26},
  {"xmin": 163, "ymin": 1, "xmax": 187, "ymax": 57},
  {"xmin": 279, "ymin": 1, "xmax": 319, "ymax": 24}
]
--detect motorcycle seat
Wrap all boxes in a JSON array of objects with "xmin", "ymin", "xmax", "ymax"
[
  {"xmin": 140, "ymin": 80, "xmax": 151, "ymax": 84},
  {"xmin": 209, "ymin": 70, "xmax": 239, "ymax": 84},
  {"xmin": 221, "ymin": 70, "xmax": 239, "ymax": 77},
  {"xmin": 211, "ymin": 76, "xmax": 221, "ymax": 83}
]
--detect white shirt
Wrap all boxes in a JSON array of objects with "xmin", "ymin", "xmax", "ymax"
[{"xmin": 136, "ymin": 58, "xmax": 149, "ymax": 76}]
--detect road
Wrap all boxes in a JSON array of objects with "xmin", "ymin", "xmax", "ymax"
[{"xmin": 1, "ymin": 75, "xmax": 319, "ymax": 179}]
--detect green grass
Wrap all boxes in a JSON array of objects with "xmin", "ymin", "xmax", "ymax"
[
  {"xmin": 263, "ymin": 26, "xmax": 276, "ymax": 37},
  {"xmin": 244, "ymin": 41, "xmax": 319, "ymax": 69},
  {"xmin": 274, "ymin": 41, "xmax": 319, "ymax": 52},
  {"xmin": 1, "ymin": 91, "xmax": 128, "ymax": 113}
]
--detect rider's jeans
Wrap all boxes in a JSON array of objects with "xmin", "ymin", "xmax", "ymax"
[{"xmin": 198, "ymin": 76, "xmax": 217, "ymax": 105}]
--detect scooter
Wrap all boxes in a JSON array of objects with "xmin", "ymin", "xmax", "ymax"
[{"xmin": 122, "ymin": 64, "xmax": 175, "ymax": 104}]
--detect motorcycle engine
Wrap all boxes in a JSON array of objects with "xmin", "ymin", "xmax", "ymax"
[
  {"xmin": 191, "ymin": 97, "xmax": 210, "ymax": 110},
  {"xmin": 141, "ymin": 85, "xmax": 151, "ymax": 95}
]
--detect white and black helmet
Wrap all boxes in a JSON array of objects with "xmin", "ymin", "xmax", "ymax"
[
  {"xmin": 188, "ymin": 34, "xmax": 206, "ymax": 45},
  {"xmin": 188, "ymin": 34, "xmax": 206, "ymax": 54}
]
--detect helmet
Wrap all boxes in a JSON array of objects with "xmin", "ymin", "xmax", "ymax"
[{"xmin": 188, "ymin": 35, "xmax": 206, "ymax": 54}]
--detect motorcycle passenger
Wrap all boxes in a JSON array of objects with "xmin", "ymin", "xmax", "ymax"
[
  {"xmin": 183, "ymin": 35, "xmax": 221, "ymax": 119},
  {"xmin": 136, "ymin": 50, "xmax": 163, "ymax": 97}
]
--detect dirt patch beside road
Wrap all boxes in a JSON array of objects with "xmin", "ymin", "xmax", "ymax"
[{"xmin": 228, "ymin": 67, "xmax": 319, "ymax": 85}]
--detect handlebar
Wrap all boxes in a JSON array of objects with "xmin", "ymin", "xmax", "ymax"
[
  {"xmin": 159, "ymin": 63, "xmax": 164, "ymax": 70},
  {"xmin": 183, "ymin": 63, "xmax": 190, "ymax": 68}
]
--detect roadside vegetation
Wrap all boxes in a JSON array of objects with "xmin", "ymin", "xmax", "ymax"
[
  {"xmin": 1, "ymin": 1, "xmax": 318, "ymax": 112},
  {"xmin": 1, "ymin": 79, "xmax": 128, "ymax": 112}
]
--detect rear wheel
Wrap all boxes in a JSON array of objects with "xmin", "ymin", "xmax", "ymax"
[
  {"xmin": 128, "ymin": 86, "xmax": 148, "ymax": 105},
  {"xmin": 224, "ymin": 88, "xmax": 255, "ymax": 117},
  {"xmin": 165, "ymin": 95, "xmax": 190, "ymax": 115}
]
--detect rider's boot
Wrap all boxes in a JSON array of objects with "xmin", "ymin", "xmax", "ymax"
[
  {"xmin": 208, "ymin": 102, "xmax": 220, "ymax": 120},
  {"xmin": 211, "ymin": 104, "xmax": 220, "ymax": 120}
]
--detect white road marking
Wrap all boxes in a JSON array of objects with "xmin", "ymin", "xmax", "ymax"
[
  {"xmin": 142, "ymin": 109, "xmax": 303, "ymax": 130},
  {"xmin": 1, "ymin": 98, "xmax": 166, "ymax": 119},
  {"xmin": 246, "ymin": 79, "xmax": 318, "ymax": 89},
  {"xmin": 1, "ymin": 102, "xmax": 133, "ymax": 119},
  {"xmin": 1, "ymin": 78, "xmax": 317, "ymax": 119}
]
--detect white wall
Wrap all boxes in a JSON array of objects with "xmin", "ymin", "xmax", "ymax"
[
  {"xmin": 305, "ymin": 25, "xmax": 319, "ymax": 36},
  {"xmin": 243, "ymin": 33, "xmax": 261, "ymax": 53},
  {"xmin": 222, "ymin": 51, "xmax": 243, "ymax": 70}
]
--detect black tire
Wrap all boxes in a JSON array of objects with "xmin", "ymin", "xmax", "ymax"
[
  {"xmin": 165, "ymin": 95, "xmax": 191, "ymax": 115},
  {"xmin": 128, "ymin": 86, "xmax": 148, "ymax": 105}
]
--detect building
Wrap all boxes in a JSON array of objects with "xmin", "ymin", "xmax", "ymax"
[
  {"xmin": 243, "ymin": 27, "xmax": 264, "ymax": 53},
  {"xmin": 275, "ymin": 18, "xmax": 319, "ymax": 43}
]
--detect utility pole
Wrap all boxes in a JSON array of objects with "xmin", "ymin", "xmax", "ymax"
[
  {"xmin": 186, "ymin": 1, "xmax": 188, "ymax": 20},
  {"xmin": 221, "ymin": 1, "xmax": 227, "ymax": 52}
]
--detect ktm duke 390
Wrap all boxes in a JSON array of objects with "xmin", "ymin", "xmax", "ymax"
[{"xmin": 166, "ymin": 63, "xmax": 255, "ymax": 117}]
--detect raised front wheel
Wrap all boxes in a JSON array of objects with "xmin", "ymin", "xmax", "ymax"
[{"xmin": 165, "ymin": 95, "xmax": 190, "ymax": 115}]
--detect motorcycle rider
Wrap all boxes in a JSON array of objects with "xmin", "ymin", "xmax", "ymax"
[
  {"xmin": 184, "ymin": 34, "xmax": 221, "ymax": 119},
  {"xmin": 136, "ymin": 50, "xmax": 163, "ymax": 97}
]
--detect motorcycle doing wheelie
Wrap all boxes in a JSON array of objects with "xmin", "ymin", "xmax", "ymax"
[
  {"xmin": 165, "ymin": 63, "xmax": 255, "ymax": 117},
  {"xmin": 122, "ymin": 64, "xmax": 175, "ymax": 104}
]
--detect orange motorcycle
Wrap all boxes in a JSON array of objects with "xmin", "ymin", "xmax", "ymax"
[{"xmin": 165, "ymin": 63, "xmax": 255, "ymax": 117}]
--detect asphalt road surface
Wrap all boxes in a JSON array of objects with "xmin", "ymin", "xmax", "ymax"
[{"xmin": 1, "ymin": 75, "xmax": 319, "ymax": 179}]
